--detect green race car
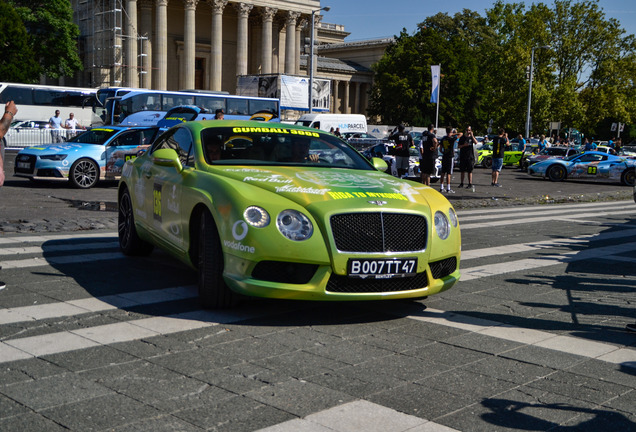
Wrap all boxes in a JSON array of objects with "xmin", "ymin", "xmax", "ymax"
[
  {"xmin": 118, "ymin": 120, "xmax": 461, "ymax": 308},
  {"xmin": 478, "ymin": 142, "xmax": 526, "ymax": 168}
]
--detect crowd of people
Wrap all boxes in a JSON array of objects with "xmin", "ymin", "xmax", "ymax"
[{"xmin": 385, "ymin": 122, "xmax": 631, "ymax": 191}]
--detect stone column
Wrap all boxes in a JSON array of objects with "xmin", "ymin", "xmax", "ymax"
[
  {"xmin": 207, "ymin": 0, "xmax": 227, "ymax": 91},
  {"xmin": 284, "ymin": 11, "xmax": 300, "ymax": 74},
  {"xmin": 260, "ymin": 7, "xmax": 277, "ymax": 74},
  {"xmin": 154, "ymin": 0, "xmax": 168, "ymax": 90},
  {"xmin": 126, "ymin": 0, "xmax": 139, "ymax": 87},
  {"xmin": 344, "ymin": 81, "xmax": 350, "ymax": 114},
  {"xmin": 332, "ymin": 79, "xmax": 339, "ymax": 113},
  {"xmin": 181, "ymin": 0, "xmax": 198, "ymax": 90},
  {"xmin": 295, "ymin": 19, "xmax": 307, "ymax": 75},
  {"xmin": 138, "ymin": 0, "xmax": 153, "ymax": 88},
  {"xmin": 354, "ymin": 82, "xmax": 361, "ymax": 114},
  {"xmin": 235, "ymin": 3, "xmax": 253, "ymax": 77}
]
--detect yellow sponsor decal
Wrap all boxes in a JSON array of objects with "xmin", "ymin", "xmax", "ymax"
[
  {"xmin": 32, "ymin": 147, "xmax": 46, "ymax": 150},
  {"xmin": 231, "ymin": 127, "xmax": 319, "ymax": 138},
  {"xmin": 91, "ymin": 128, "xmax": 115, "ymax": 132},
  {"xmin": 153, "ymin": 183, "xmax": 162, "ymax": 221},
  {"xmin": 328, "ymin": 191, "xmax": 408, "ymax": 200}
]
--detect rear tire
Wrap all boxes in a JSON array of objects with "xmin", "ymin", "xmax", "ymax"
[
  {"xmin": 118, "ymin": 188, "xmax": 153, "ymax": 256},
  {"xmin": 198, "ymin": 211, "xmax": 238, "ymax": 309},
  {"xmin": 621, "ymin": 169, "xmax": 635, "ymax": 186}
]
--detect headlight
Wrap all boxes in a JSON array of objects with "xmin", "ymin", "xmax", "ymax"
[
  {"xmin": 244, "ymin": 206, "xmax": 270, "ymax": 228},
  {"xmin": 449, "ymin": 208, "xmax": 458, "ymax": 227},
  {"xmin": 277, "ymin": 210, "xmax": 313, "ymax": 241},
  {"xmin": 434, "ymin": 211, "xmax": 450, "ymax": 240},
  {"xmin": 40, "ymin": 154, "xmax": 67, "ymax": 161}
]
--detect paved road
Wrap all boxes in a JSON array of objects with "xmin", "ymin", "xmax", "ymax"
[
  {"xmin": 0, "ymin": 196, "xmax": 635, "ymax": 431},
  {"xmin": 0, "ymin": 149, "xmax": 633, "ymax": 234}
]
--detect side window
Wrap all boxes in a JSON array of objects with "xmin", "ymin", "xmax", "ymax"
[
  {"xmin": 111, "ymin": 131, "xmax": 142, "ymax": 147},
  {"xmin": 152, "ymin": 128, "xmax": 194, "ymax": 166},
  {"xmin": 227, "ymin": 98, "xmax": 248, "ymax": 115}
]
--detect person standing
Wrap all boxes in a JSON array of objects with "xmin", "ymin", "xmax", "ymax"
[
  {"xmin": 538, "ymin": 134, "xmax": 548, "ymax": 152},
  {"xmin": 0, "ymin": 101, "xmax": 18, "ymax": 290},
  {"xmin": 49, "ymin": 109, "xmax": 66, "ymax": 143},
  {"xmin": 458, "ymin": 125, "xmax": 477, "ymax": 188},
  {"xmin": 214, "ymin": 109, "xmax": 224, "ymax": 120},
  {"xmin": 389, "ymin": 123, "xmax": 413, "ymax": 178},
  {"xmin": 491, "ymin": 128, "xmax": 508, "ymax": 187},
  {"xmin": 419, "ymin": 124, "xmax": 438, "ymax": 185},
  {"xmin": 64, "ymin": 112, "xmax": 85, "ymax": 139},
  {"xmin": 438, "ymin": 127, "xmax": 457, "ymax": 193}
]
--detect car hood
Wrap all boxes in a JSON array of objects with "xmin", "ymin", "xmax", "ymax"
[
  {"xmin": 211, "ymin": 166, "xmax": 442, "ymax": 211},
  {"xmin": 18, "ymin": 143, "xmax": 103, "ymax": 155}
]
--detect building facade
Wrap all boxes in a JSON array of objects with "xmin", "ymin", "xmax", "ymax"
[{"xmin": 71, "ymin": 0, "xmax": 384, "ymax": 118}]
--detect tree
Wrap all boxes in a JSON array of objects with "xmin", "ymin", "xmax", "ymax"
[
  {"xmin": 9, "ymin": 0, "xmax": 82, "ymax": 79},
  {"xmin": 368, "ymin": 0, "xmax": 636, "ymax": 139},
  {"xmin": 0, "ymin": 1, "xmax": 40, "ymax": 82}
]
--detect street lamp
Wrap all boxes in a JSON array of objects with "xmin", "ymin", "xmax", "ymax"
[
  {"xmin": 309, "ymin": 6, "xmax": 330, "ymax": 113},
  {"xmin": 525, "ymin": 45, "xmax": 551, "ymax": 139}
]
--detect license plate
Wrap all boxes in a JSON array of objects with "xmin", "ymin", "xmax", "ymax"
[
  {"xmin": 348, "ymin": 258, "xmax": 417, "ymax": 279},
  {"xmin": 17, "ymin": 162, "xmax": 31, "ymax": 169}
]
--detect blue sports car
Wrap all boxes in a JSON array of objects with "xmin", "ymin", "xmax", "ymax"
[
  {"xmin": 14, "ymin": 126, "xmax": 160, "ymax": 188},
  {"xmin": 528, "ymin": 151, "xmax": 636, "ymax": 186}
]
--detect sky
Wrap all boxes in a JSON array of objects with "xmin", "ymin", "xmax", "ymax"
[{"xmin": 325, "ymin": 0, "xmax": 636, "ymax": 41}]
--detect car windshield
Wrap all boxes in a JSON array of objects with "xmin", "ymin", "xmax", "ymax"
[
  {"xmin": 545, "ymin": 148, "xmax": 567, "ymax": 156},
  {"xmin": 68, "ymin": 128, "xmax": 119, "ymax": 145},
  {"xmin": 201, "ymin": 126, "xmax": 373, "ymax": 170},
  {"xmin": 564, "ymin": 153, "xmax": 584, "ymax": 161}
]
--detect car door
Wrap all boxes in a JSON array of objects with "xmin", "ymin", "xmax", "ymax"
[
  {"xmin": 105, "ymin": 130, "xmax": 141, "ymax": 179},
  {"xmin": 141, "ymin": 127, "xmax": 195, "ymax": 252},
  {"xmin": 570, "ymin": 153, "xmax": 606, "ymax": 179}
]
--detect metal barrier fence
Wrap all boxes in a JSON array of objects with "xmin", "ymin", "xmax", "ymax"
[{"xmin": 4, "ymin": 129, "xmax": 84, "ymax": 148}]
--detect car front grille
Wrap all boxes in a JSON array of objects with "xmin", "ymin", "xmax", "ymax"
[
  {"xmin": 330, "ymin": 213, "xmax": 427, "ymax": 252},
  {"xmin": 326, "ymin": 271, "xmax": 428, "ymax": 293},
  {"xmin": 14, "ymin": 154, "xmax": 36, "ymax": 174},
  {"xmin": 429, "ymin": 257, "xmax": 457, "ymax": 279}
]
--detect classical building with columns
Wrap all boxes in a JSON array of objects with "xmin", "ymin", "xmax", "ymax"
[{"xmin": 71, "ymin": 0, "xmax": 388, "ymax": 118}]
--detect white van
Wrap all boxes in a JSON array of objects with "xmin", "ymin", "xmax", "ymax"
[{"xmin": 295, "ymin": 114, "xmax": 367, "ymax": 134}]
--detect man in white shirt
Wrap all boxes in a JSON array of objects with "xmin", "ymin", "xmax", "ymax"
[{"xmin": 64, "ymin": 112, "xmax": 84, "ymax": 138}]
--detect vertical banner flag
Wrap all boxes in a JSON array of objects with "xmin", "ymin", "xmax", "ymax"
[{"xmin": 430, "ymin": 65, "xmax": 440, "ymax": 103}]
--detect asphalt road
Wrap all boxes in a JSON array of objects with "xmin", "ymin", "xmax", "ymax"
[
  {"xmin": 0, "ymin": 150, "xmax": 635, "ymax": 431},
  {"xmin": 0, "ymin": 149, "xmax": 633, "ymax": 233}
]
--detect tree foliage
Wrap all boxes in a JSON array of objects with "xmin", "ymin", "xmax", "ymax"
[
  {"xmin": 9, "ymin": 0, "xmax": 82, "ymax": 79},
  {"xmin": 0, "ymin": 0, "xmax": 40, "ymax": 82},
  {"xmin": 369, "ymin": 0, "xmax": 636, "ymax": 139}
]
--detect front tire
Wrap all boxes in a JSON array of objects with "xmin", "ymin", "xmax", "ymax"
[
  {"xmin": 482, "ymin": 157, "xmax": 492, "ymax": 169},
  {"xmin": 118, "ymin": 188, "xmax": 153, "ymax": 256},
  {"xmin": 70, "ymin": 158, "xmax": 99, "ymax": 189},
  {"xmin": 547, "ymin": 165, "xmax": 566, "ymax": 182},
  {"xmin": 621, "ymin": 169, "xmax": 635, "ymax": 186},
  {"xmin": 198, "ymin": 211, "xmax": 238, "ymax": 309}
]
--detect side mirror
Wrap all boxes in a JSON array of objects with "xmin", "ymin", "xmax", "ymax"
[
  {"xmin": 372, "ymin": 157, "xmax": 389, "ymax": 172},
  {"xmin": 152, "ymin": 148, "xmax": 183, "ymax": 171}
]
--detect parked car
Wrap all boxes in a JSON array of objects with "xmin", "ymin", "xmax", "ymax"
[
  {"xmin": 528, "ymin": 151, "xmax": 636, "ymax": 186},
  {"xmin": 523, "ymin": 146, "xmax": 580, "ymax": 171},
  {"xmin": 477, "ymin": 142, "xmax": 525, "ymax": 168},
  {"xmin": 118, "ymin": 120, "xmax": 461, "ymax": 308},
  {"xmin": 14, "ymin": 126, "xmax": 161, "ymax": 188}
]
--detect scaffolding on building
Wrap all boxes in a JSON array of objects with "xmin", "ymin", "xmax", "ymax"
[{"xmin": 75, "ymin": 0, "xmax": 146, "ymax": 88}]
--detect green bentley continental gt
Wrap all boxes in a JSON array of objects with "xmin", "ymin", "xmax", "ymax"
[{"xmin": 118, "ymin": 120, "xmax": 461, "ymax": 308}]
